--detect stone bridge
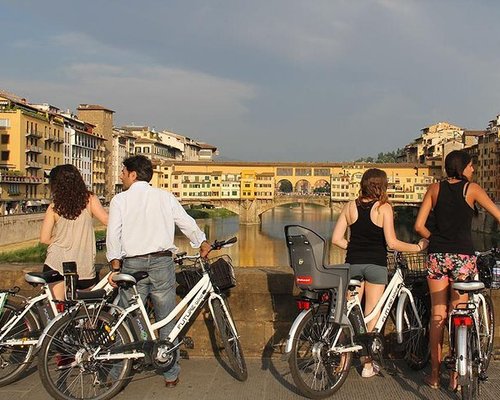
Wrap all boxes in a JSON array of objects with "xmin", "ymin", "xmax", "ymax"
[{"xmin": 182, "ymin": 195, "xmax": 346, "ymax": 224}]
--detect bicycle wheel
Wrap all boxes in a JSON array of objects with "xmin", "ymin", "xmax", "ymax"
[
  {"xmin": 211, "ymin": 297, "xmax": 247, "ymax": 381},
  {"xmin": 0, "ymin": 300, "xmax": 39, "ymax": 387},
  {"xmin": 461, "ymin": 329, "xmax": 478, "ymax": 400},
  {"xmin": 477, "ymin": 293, "xmax": 494, "ymax": 371},
  {"xmin": 400, "ymin": 294, "xmax": 430, "ymax": 370},
  {"xmin": 38, "ymin": 309, "xmax": 133, "ymax": 400},
  {"xmin": 288, "ymin": 305, "xmax": 352, "ymax": 399}
]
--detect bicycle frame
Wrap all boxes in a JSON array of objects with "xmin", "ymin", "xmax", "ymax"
[
  {"xmin": 1, "ymin": 271, "xmax": 114, "ymax": 347},
  {"xmin": 93, "ymin": 268, "xmax": 234, "ymax": 361},
  {"xmin": 346, "ymin": 268, "xmax": 423, "ymax": 339}
]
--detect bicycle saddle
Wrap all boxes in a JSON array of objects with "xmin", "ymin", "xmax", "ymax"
[
  {"xmin": 25, "ymin": 270, "xmax": 63, "ymax": 285},
  {"xmin": 452, "ymin": 281, "xmax": 485, "ymax": 292},
  {"xmin": 112, "ymin": 271, "xmax": 149, "ymax": 286},
  {"xmin": 348, "ymin": 275, "xmax": 364, "ymax": 288}
]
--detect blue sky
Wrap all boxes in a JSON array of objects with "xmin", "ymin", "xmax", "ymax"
[{"xmin": 1, "ymin": 0, "xmax": 500, "ymax": 161}]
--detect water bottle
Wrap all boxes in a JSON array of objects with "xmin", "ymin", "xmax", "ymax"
[{"xmin": 492, "ymin": 261, "xmax": 500, "ymax": 289}]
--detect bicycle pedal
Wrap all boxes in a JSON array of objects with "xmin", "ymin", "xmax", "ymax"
[
  {"xmin": 479, "ymin": 372, "xmax": 488, "ymax": 381},
  {"xmin": 180, "ymin": 349, "xmax": 190, "ymax": 360},
  {"xmin": 183, "ymin": 336, "xmax": 194, "ymax": 349}
]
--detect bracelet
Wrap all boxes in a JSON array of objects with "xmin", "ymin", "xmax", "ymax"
[{"xmin": 417, "ymin": 242, "xmax": 422, "ymax": 251}]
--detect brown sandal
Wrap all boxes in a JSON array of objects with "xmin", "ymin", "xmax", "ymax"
[{"xmin": 424, "ymin": 375, "xmax": 440, "ymax": 390}]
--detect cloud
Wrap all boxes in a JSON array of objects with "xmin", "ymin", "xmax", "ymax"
[{"xmin": 2, "ymin": 62, "xmax": 257, "ymax": 138}]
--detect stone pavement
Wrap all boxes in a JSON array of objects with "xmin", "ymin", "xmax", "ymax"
[{"xmin": 1, "ymin": 356, "xmax": 499, "ymax": 400}]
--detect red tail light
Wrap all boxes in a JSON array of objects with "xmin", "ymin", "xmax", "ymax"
[
  {"xmin": 452, "ymin": 315, "xmax": 473, "ymax": 327},
  {"xmin": 296, "ymin": 276, "xmax": 312, "ymax": 285},
  {"xmin": 296, "ymin": 300, "xmax": 311, "ymax": 310},
  {"xmin": 55, "ymin": 302, "xmax": 65, "ymax": 313}
]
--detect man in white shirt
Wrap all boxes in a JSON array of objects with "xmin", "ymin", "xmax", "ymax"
[{"xmin": 106, "ymin": 155, "xmax": 210, "ymax": 387}]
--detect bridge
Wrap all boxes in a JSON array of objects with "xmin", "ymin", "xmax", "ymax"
[{"xmin": 181, "ymin": 195, "xmax": 420, "ymax": 224}]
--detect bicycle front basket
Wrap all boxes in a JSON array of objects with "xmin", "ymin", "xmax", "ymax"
[
  {"xmin": 176, "ymin": 265, "xmax": 202, "ymax": 298},
  {"xmin": 387, "ymin": 251, "xmax": 428, "ymax": 283},
  {"xmin": 477, "ymin": 253, "xmax": 500, "ymax": 289},
  {"xmin": 209, "ymin": 255, "xmax": 236, "ymax": 291}
]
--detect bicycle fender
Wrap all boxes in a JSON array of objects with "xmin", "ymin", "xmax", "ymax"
[
  {"xmin": 283, "ymin": 309, "xmax": 311, "ymax": 355},
  {"xmin": 395, "ymin": 290, "xmax": 410, "ymax": 344},
  {"xmin": 35, "ymin": 308, "xmax": 74, "ymax": 351}
]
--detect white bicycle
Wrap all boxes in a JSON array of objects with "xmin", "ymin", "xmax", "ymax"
[
  {"xmin": 0, "ymin": 266, "xmax": 114, "ymax": 387},
  {"xmin": 36, "ymin": 237, "xmax": 247, "ymax": 400},
  {"xmin": 284, "ymin": 225, "xmax": 430, "ymax": 399}
]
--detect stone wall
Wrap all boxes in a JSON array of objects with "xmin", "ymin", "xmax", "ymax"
[
  {"xmin": 0, "ymin": 214, "xmax": 45, "ymax": 247},
  {"xmin": 2, "ymin": 264, "xmax": 499, "ymax": 359}
]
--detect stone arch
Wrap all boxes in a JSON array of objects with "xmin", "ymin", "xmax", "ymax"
[
  {"xmin": 295, "ymin": 180, "xmax": 310, "ymax": 194},
  {"xmin": 276, "ymin": 179, "xmax": 293, "ymax": 194},
  {"xmin": 313, "ymin": 179, "xmax": 330, "ymax": 195}
]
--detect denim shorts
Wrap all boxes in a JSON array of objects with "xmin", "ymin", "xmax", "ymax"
[{"xmin": 349, "ymin": 263, "xmax": 388, "ymax": 285}]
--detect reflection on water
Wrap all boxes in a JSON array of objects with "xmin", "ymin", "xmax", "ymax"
[{"xmin": 99, "ymin": 204, "xmax": 497, "ymax": 267}]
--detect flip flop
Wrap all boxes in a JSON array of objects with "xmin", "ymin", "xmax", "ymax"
[{"xmin": 424, "ymin": 375, "xmax": 440, "ymax": 390}]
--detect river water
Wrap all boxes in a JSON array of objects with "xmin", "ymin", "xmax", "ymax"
[{"xmin": 161, "ymin": 205, "xmax": 497, "ymax": 268}]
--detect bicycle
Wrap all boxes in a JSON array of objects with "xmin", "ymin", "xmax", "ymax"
[
  {"xmin": 36, "ymin": 237, "xmax": 247, "ymax": 400},
  {"xmin": 444, "ymin": 247, "xmax": 498, "ymax": 399},
  {"xmin": 283, "ymin": 225, "xmax": 430, "ymax": 399},
  {"xmin": 0, "ymin": 266, "xmax": 115, "ymax": 387}
]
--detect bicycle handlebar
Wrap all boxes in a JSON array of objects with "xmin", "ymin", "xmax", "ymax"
[{"xmin": 174, "ymin": 237, "xmax": 238, "ymax": 265}]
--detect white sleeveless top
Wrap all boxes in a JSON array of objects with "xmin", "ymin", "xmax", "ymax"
[{"xmin": 44, "ymin": 207, "xmax": 96, "ymax": 279}]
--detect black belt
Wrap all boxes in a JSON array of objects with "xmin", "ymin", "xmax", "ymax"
[{"xmin": 125, "ymin": 250, "xmax": 173, "ymax": 259}]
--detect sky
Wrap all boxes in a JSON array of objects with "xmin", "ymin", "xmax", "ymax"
[{"xmin": 1, "ymin": 0, "xmax": 500, "ymax": 162}]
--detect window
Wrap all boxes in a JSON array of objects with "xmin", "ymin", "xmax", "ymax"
[
  {"xmin": 1, "ymin": 134, "xmax": 8, "ymax": 144},
  {"xmin": 1, "ymin": 151, "xmax": 9, "ymax": 161},
  {"xmin": 0, "ymin": 119, "xmax": 10, "ymax": 128}
]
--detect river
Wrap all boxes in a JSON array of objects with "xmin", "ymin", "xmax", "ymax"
[{"xmin": 149, "ymin": 204, "xmax": 497, "ymax": 268}]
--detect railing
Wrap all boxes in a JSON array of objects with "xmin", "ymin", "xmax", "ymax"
[
  {"xmin": 25, "ymin": 145, "xmax": 43, "ymax": 154},
  {"xmin": 25, "ymin": 131, "xmax": 42, "ymax": 139},
  {"xmin": 0, "ymin": 175, "xmax": 43, "ymax": 184},
  {"xmin": 26, "ymin": 161, "xmax": 42, "ymax": 169}
]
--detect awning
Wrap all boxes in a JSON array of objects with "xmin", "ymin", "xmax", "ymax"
[
  {"xmin": 40, "ymin": 199, "xmax": 51, "ymax": 205},
  {"xmin": 26, "ymin": 200, "xmax": 42, "ymax": 206}
]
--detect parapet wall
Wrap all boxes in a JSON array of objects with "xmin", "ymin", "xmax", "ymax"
[{"xmin": 2, "ymin": 264, "xmax": 499, "ymax": 358}]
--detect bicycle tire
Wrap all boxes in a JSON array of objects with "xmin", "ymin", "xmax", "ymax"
[
  {"xmin": 477, "ymin": 292, "xmax": 494, "ymax": 371},
  {"xmin": 38, "ymin": 309, "xmax": 133, "ymax": 400},
  {"xmin": 0, "ymin": 300, "xmax": 39, "ymax": 386},
  {"xmin": 211, "ymin": 297, "xmax": 247, "ymax": 381},
  {"xmin": 400, "ymin": 294, "xmax": 430, "ymax": 370},
  {"xmin": 461, "ymin": 329, "xmax": 478, "ymax": 400},
  {"xmin": 288, "ymin": 305, "xmax": 352, "ymax": 399}
]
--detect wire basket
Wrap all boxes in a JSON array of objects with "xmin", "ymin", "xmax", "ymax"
[
  {"xmin": 176, "ymin": 264, "xmax": 203, "ymax": 298},
  {"xmin": 387, "ymin": 251, "xmax": 428, "ymax": 283},
  {"xmin": 209, "ymin": 255, "xmax": 236, "ymax": 291},
  {"xmin": 175, "ymin": 255, "xmax": 236, "ymax": 297},
  {"xmin": 477, "ymin": 253, "xmax": 500, "ymax": 289}
]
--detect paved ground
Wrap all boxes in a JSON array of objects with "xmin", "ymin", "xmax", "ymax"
[{"xmin": 1, "ymin": 356, "xmax": 499, "ymax": 400}]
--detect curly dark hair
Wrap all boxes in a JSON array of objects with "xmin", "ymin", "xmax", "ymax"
[
  {"xmin": 49, "ymin": 164, "xmax": 90, "ymax": 220},
  {"xmin": 357, "ymin": 168, "xmax": 389, "ymax": 206}
]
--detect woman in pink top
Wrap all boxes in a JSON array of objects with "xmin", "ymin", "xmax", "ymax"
[{"xmin": 40, "ymin": 164, "xmax": 108, "ymax": 300}]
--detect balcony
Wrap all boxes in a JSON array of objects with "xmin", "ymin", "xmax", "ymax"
[
  {"xmin": 25, "ymin": 131, "xmax": 43, "ymax": 139},
  {"xmin": 26, "ymin": 161, "xmax": 42, "ymax": 169},
  {"xmin": 0, "ymin": 174, "xmax": 43, "ymax": 184},
  {"xmin": 54, "ymin": 136, "xmax": 64, "ymax": 143},
  {"xmin": 25, "ymin": 145, "xmax": 43, "ymax": 154}
]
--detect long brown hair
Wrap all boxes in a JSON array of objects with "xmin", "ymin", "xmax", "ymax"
[
  {"xmin": 49, "ymin": 164, "xmax": 90, "ymax": 220},
  {"xmin": 356, "ymin": 168, "xmax": 389, "ymax": 205}
]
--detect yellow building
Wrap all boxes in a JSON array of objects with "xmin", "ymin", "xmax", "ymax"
[{"xmin": 0, "ymin": 93, "xmax": 64, "ymax": 214}]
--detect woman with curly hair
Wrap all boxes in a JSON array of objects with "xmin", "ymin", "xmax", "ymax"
[
  {"xmin": 40, "ymin": 164, "xmax": 108, "ymax": 300},
  {"xmin": 332, "ymin": 168, "xmax": 428, "ymax": 378}
]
